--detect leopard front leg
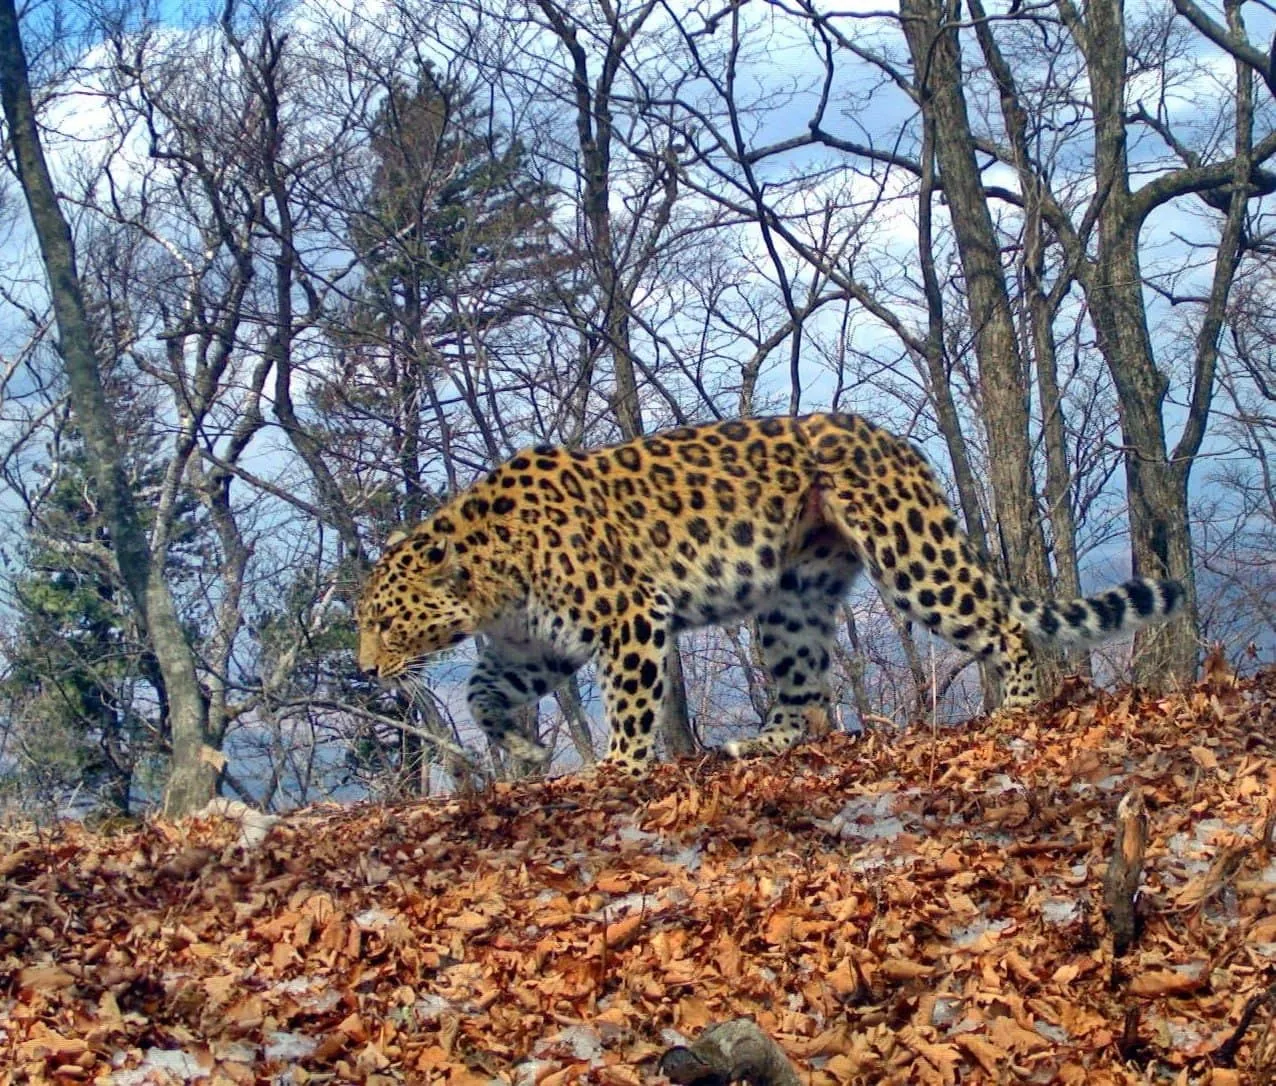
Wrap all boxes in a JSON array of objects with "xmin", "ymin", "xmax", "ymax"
[
  {"xmin": 468, "ymin": 643, "xmax": 572, "ymax": 768},
  {"xmin": 595, "ymin": 601, "xmax": 674, "ymax": 776}
]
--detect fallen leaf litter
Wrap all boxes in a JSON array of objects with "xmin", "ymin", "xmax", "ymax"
[{"xmin": 2, "ymin": 666, "xmax": 1275, "ymax": 1084}]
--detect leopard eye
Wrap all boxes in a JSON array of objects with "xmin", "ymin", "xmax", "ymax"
[{"xmin": 378, "ymin": 617, "xmax": 394, "ymax": 632}]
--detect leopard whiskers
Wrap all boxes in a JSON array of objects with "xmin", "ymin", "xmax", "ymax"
[{"xmin": 396, "ymin": 663, "xmax": 436, "ymax": 706}]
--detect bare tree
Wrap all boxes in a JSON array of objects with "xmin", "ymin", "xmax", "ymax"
[{"xmin": 0, "ymin": 0, "xmax": 223, "ymax": 816}]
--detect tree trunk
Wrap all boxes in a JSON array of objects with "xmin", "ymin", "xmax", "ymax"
[
  {"xmin": 969, "ymin": 0, "xmax": 1081, "ymax": 689},
  {"xmin": 535, "ymin": 0, "xmax": 697, "ymax": 758},
  {"xmin": 555, "ymin": 678, "xmax": 599, "ymax": 766},
  {"xmin": 915, "ymin": 107, "xmax": 1001, "ymax": 709},
  {"xmin": 0, "ymin": 0, "xmax": 218, "ymax": 817},
  {"xmin": 901, "ymin": 0, "xmax": 1051, "ymax": 601},
  {"xmin": 1078, "ymin": 0, "xmax": 1199, "ymax": 684},
  {"xmin": 838, "ymin": 606, "xmax": 874, "ymax": 729}
]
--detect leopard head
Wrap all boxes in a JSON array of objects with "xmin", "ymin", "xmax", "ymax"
[{"xmin": 355, "ymin": 530, "xmax": 476, "ymax": 679}]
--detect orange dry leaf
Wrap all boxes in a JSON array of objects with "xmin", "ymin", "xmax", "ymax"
[
  {"xmin": 954, "ymin": 1032, "xmax": 1005, "ymax": 1074},
  {"xmin": 1129, "ymin": 967, "xmax": 1207, "ymax": 997},
  {"xmin": 335, "ymin": 1012, "xmax": 368, "ymax": 1043},
  {"xmin": 446, "ymin": 910, "xmax": 491, "ymax": 933},
  {"xmin": 1190, "ymin": 745, "xmax": 1220, "ymax": 771},
  {"xmin": 449, "ymin": 1070, "xmax": 499, "ymax": 1086},
  {"xmin": 878, "ymin": 958, "xmax": 933, "ymax": 980},
  {"xmin": 987, "ymin": 1015, "xmax": 1051, "ymax": 1054},
  {"xmin": 16, "ymin": 965, "xmax": 75, "ymax": 992},
  {"xmin": 676, "ymin": 996, "xmax": 714, "ymax": 1031},
  {"xmin": 899, "ymin": 1026, "xmax": 960, "ymax": 1085},
  {"xmin": 594, "ymin": 871, "xmax": 634, "ymax": 893},
  {"xmin": 602, "ymin": 912, "xmax": 644, "ymax": 949},
  {"xmin": 16, "ymin": 1023, "xmax": 88, "ymax": 1062},
  {"xmin": 825, "ymin": 958, "xmax": 865, "ymax": 997},
  {"xmin": 1248, "ymin": 914, "xmax": 1276, "ymax": 943},
  {"xmin": 764, "ymin": 910, "xmax": 797, "ymax": 945},
  {"xmin": 595, "ymin": 1066, "xmax": 643, "ymax": 1086}
]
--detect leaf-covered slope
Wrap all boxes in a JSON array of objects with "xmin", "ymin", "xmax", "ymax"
[{"xmin": 3, "ymin": 667, "xmax": 1275, "ymax": 1085}]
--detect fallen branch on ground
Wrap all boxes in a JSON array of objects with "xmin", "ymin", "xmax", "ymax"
[{"xmin": 1103, "ymin": 787, "xmax": 1148, "ymax": 958}]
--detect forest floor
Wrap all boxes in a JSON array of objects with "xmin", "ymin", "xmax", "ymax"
[{"xmin": 2, "ymin": 658, "xmax": 1275, "ymax": 1086}]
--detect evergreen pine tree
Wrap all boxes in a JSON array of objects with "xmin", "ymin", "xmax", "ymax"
[{"xmin": 298, "ymin": 68, "xmax": 570, "ymax": 792}]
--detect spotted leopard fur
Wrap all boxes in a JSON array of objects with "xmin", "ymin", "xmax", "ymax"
[{"xmin": 355, "ymin": 413, "xmax": 1183, "ymax": 771}]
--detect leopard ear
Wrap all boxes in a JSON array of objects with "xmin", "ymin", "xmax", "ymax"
[{"xmin": 385, "ymin": 529, "xmax": 409, "ymax": 548}]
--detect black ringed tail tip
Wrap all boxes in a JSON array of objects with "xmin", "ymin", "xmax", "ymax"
[{"xmin": 1016, "ymin": 576, "xmax": 1185, "ymax": 648}]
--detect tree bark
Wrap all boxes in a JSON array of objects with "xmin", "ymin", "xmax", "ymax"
[
  {"xmin": 0, "ymin": 0, "xmax": 218, "ymax": 817},
  {"xmin": 534, "ymin": 0, "xmax": 698, "ymax": 758},
  {"xmin": 1102, "ymin": 787, "xmax": 1148, "ymax": 958},
  {"xmin": 969, "ymin": 0, "xmax": 1081, "ymax": 689},
  {"xmin": 901, "ymin": 0, "xmax": 1051, "ymax": 606},
  {"xmin": 1069, "ymin": 0, "xmax": 1200, "ymax": 684},
  {"xmin": 916, "ymin": 106, "xmax": 1001, "ymax": 709}
]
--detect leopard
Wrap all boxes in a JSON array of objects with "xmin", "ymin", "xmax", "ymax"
[{"xmin": 355, "ymin": 413, "xmax": 1184, "ymax": 772}]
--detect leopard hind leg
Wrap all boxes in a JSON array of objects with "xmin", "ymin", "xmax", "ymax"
[
  {"xmin": 724, "ymin": 538, "xmax": 861, "ymax": 758},
  {"xmin": 812, "ymin": 466, "xmax": 1041, "ymax": 709}
]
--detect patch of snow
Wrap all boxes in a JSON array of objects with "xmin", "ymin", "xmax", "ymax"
[
  {"xmin": 354, "ymin": 908, "xmax": 396, "ymax": 930},
  {"xmin": 948, "ymin": 917, "xmax": 1013, "ymax": 948},
  {"xmin": 271, "ymin": 977, "xmax": 340, "ymax": 1014},
  {"xmin": 307, "ymin": 989, "xmax": 341, "ymax": 1013},
  {"xmin": 1041, "ymin": 897, "xmax": 1081, "ymax": 925},
  {"xmin": 274, "ymin": 978, "xmax": 317, "ymax": 996},
  {"xmin": 608, "ymin": 819, "xmax": 661, "ymax": 848},
  {"xmin": 1165, "ymin": 834, "xmax": 1211, "ymax": 872},
  {"xmin": 1066, "ymin": 771, "xmax": 1126, "ymax": 794},
  {"xmin": 1194, "ymin": 818, "xmax": 1230, "ymax": 844},
  {"xmin": 1034, "ymin": 1021, "xmax": 1069, "ymax": 1044},
  {"xmin": 824, "ymin": 792, "xmax": 910, "ymax": 841},
  {"xmin": 1164, "ymin": 1018, "xmax": 1207, "ymax": 1050},
  {"xmin": 987, "ymin": 774, "xmax": 1025, "ymax": 795},
  {"xmin": 213, "ymin": 1041, "xmax": 257, "ymax": 1063},
  {"xmin": 197, "ymin": 797, "xmax": 280, "ymax": 849},
  {"xmin": 263, "ymin": 1031, "xmax": 318, "ymax": 1062},
  {"xmin": 414, "ymin": 994, "xmax": 453, "ymax": 1020},
  {"xmin": 670, "ymin": 844, "xmax": 702, "ymax": 872},
  {"xmin": 556, "ymin": 1025, "xmax": 604, "ymax": 1062},
  {"xmin": 108, "ymin": 1048, "xmax": 208, "ymax": 1083},
  {"xmin": 931, "ymin": 996, "xmax": 963, "ymax": 1027},
  {"xmin": 590, "ymin": 891, "xmax": 652, "ymax": 922}
]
